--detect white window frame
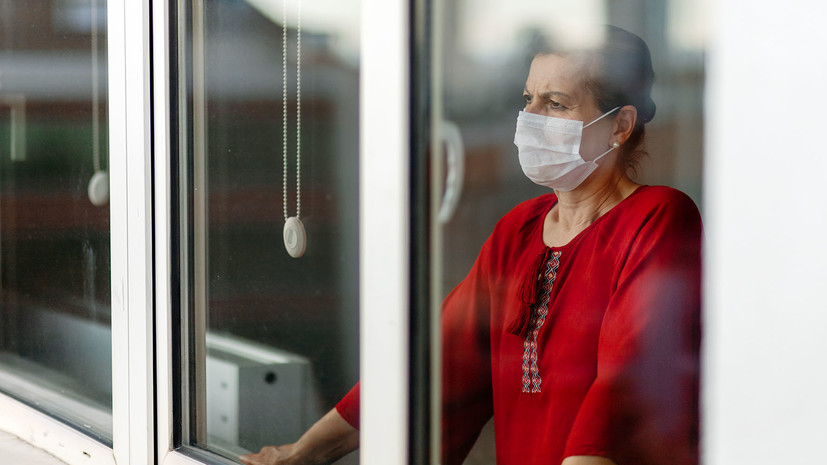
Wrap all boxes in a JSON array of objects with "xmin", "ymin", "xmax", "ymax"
[
  {"xmin": 0, "ymin": 0, "xmax": 155, "ymax": 464},
  {"xmin": 110, "ymin": 0, "xmax": 156, "ymax": 462},
  {"xmin": 359, "ymin": 0, "xmax": 411, "ymax": 462},
  {"xmin": 0, "ymin": 395, "xmax": 115, "ymax": 465}
]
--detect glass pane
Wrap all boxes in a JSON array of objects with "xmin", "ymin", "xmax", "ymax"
[
  {"xmin": 0, "ymin": 0, "xmax": 112, "ymax": 440},
  {"xmin": 430, "ymin": 1, "xmax": 705, "ymax": 463},
  {"xmin": 175, "ymin": 0, "xmax": 359, "ymax": 461}
]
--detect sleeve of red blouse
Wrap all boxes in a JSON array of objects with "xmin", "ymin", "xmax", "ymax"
[
  {"xmin": 440, "ymin": 235, "xmax": 495, "ymax": 465},
  {"xmin": 335, "ymin": 382, "xmax": 360, "ymax": 430},
  {"xmin": 563, "ymin": 193, "xmax": 702, "ymax": 465}
]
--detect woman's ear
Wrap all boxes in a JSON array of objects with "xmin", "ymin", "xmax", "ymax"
[{"xmin": 613, "ymin": 105, "xmax": 637, "ymax": 144}]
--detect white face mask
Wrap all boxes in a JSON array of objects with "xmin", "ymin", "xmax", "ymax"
[{"xmin": 513, "ymin": 107, "xmax": 620, "ymax": 192}]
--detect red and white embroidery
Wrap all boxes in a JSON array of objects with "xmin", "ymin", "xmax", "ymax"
[{"xmin": 521, "ymin": 251, "xmax": 561, "ymax": 393}]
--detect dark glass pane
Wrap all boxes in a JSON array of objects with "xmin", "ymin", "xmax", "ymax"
[
  {"xmin": 0, "ymin": 0, "xmax": 112, "ymax": 440},
  {"xmin": 176, "ymin": 0, "xmax": 359, "ymax": 460}
]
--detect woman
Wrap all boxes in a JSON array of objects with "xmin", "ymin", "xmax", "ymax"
[{"xmin": 241, "ymin": 25, "xmax": 701, "ymax": 465}]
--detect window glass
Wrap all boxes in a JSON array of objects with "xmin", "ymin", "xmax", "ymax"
[
  {"xmin": 174, "ymin": 0, "xmax": 359, "ymax": 461},
  {"xmin": 0, "ymin": 0, "xmax": 112, "ymax": 440},
  {"xmin": 430, "ymin": 0, "xmax": 705, "ymax": 462}
]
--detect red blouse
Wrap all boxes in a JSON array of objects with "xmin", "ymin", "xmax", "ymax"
[{"xmin": 337, "ymin": 185, "xmax": 701, "ymax": 465}]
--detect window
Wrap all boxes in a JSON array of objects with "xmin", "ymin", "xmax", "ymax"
[
  {"xmin": 2, "ymin": 1, "xmax": 827, "ymax": 465},
  {"xmin": 423, "ymin": 1, "xmax": 705, "ymax": 462},
  {"xmin": 0, "ymin": 0, "xmax": 112, "ymax": 441},
  {"xmin": 169, "ymin": 0, "xmax": 360, "ymax": 461}
]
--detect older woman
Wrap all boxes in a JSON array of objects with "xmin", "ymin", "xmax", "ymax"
[{"xmin": 241, "ymin": 25, "xmax": 700, "ymax": 465}]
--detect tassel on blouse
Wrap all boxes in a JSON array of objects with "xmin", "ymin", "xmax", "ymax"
[{"xmin": 507, "ymin": 248, "xmax": 551, "ymax": 337}]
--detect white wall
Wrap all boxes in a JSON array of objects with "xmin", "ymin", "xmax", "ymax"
[{"xmin": 704, "ymin": 1, "xmax": 827, "ymax": 463}]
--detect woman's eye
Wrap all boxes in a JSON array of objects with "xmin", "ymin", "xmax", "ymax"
[
  {"xmin": 523, "ymin": 94, "xmax": 532, "ymax": 104},
  {"xmin": 548, "ymin": 100, "xmax": 563, "ymax": 109}
]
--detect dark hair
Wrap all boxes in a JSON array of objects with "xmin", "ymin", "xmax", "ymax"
[{"xmin": 539, "ymin": 26, "xmax": 656, "ymax": 176}]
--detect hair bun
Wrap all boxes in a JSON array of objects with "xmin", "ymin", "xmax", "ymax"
[{"xmin": 639, "ymin": 96, "xmax": 656, "ymax": 124}]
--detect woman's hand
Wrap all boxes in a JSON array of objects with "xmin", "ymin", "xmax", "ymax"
[
  {"xmin": 238, "ymin": 408, "xmax": 358, "ymax": 465},
  {"xmin": 239, "ymin": 444, "xmax": 299, "ymax": 465},
  {"xmin": 561, "ymin": 456, "xmax": 617, "ymax": 465}
]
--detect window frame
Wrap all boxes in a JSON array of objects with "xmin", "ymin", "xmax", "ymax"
[
  {"xmin": 0, "ymin": 0, "xmax": 155, "ymax": 464},
  {"xmin": 109, "ymin": 0, "xmax": 156, "ymax": 462},
  {"xmin": 0, "ymin": 394, "xmax": 115, "ymax": 465},
  {"xmin": 359, "ymin": 0, "xmax": 412, "ymax": 462}
]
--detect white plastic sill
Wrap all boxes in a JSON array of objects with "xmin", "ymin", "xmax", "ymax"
[{"xmin": 0, "ymin": 430, "xmax": 68, "ymax": 465}]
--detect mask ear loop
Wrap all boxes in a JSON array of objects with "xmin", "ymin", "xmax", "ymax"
[
  {"xmin": 583, "ymin": 106, "xmax": 621, "ymax": 129},
  {"xmin": 591, "ymin": 141, "xmax": 621, "ymax": 163},
  {"xmin": 584, "ymin": 105, "xmax": 622, "ymax": 164}
]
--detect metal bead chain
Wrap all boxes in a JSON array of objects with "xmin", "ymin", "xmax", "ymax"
[
  {"xmin": 282, "ymin": 0, "xmax": 289, "ymax": 220},
  {"xmin": 91, "ymin": 0, "xmax": 101, "ymax": 172},
  {"xmin": 282, "ymin": 0, "xmax": 302, "ymax": 220},
  {"xmin": 295, "ymin": 0, "xmax": 301, "ymax": 218}
]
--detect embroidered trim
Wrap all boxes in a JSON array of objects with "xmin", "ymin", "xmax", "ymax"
[{"xmin": 521, "ymin": 251, "xmax": 561, "ymax": 393}]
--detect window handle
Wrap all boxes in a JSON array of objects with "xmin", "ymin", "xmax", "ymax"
[{"xmin": 438, "ymin": 120, "xmax": 464, "ymax": 224}]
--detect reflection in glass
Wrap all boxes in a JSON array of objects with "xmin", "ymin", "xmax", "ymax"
[
  {"xmin": 176, "ymin": 0, "xmax": 359, "ymax": 461},
  {"xmin": 433, "ymin": 1, "xmax": 705, "ymax": 462},
  {"xmin": 0, "ymin": 0, "xmax": 112, "ymax": 440}
]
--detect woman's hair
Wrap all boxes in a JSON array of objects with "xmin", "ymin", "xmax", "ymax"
[{"xmin": 539, "ymin": 26, "xmax": 656, "ymax": 176}]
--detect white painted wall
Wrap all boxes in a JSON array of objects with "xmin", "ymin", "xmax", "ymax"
[{"xmin": 704, "ymin": 1, "xmax": 827, "ymax": 463}]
